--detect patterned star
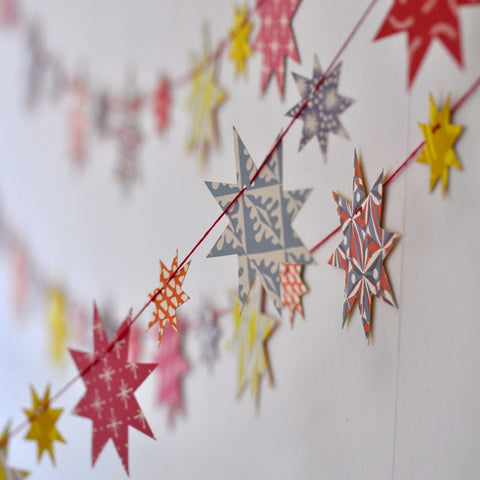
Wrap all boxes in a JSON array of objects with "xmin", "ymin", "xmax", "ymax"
[
  {"xmin": 23, "ymin": 385, "xmax": 65, "ymax": 464},
  {"xmin": 185, "ymin": 32, "xmax": 226, "ymax": 168},
  {"xmin": 280, "ymin": 263, "xmax": 308, "ymax": 324},
  {"xmin": 252, "ymin": 0, "xmax": 302, "ymax": 98},
  {"xmin": 286, "ymin": 57, "xmax": 353, "ymax": 158},
  {"xmin": 374, "ymin": 0, "xmax": 480, "ymax": 87},
  {"xmin": 154, "ymin": 320, "xmax": 189, "ymax": 426},
  {"xmin": 206, "ymin": 128, "xmax": 314, "ymax": 314},
  {"xmin": 0, "ymin": 422, "xmax": 29, "ymax": 479},
  {"xmin": 194, "ymin": 301, "xmax": 221, "ymax": 370},
  {"xmin": 153, "ymin": 76, "xmax": 172, "ymax": 134},
  {"xmin": 328, "ymin": 152, "xmax": 400, "ymax": 342},
  {"xmin": 229, "ymin": 282, "xmax": 277, "ymax": 404},
  {"xmin": 417, "ymin": 95, "xmax": 463, "ymax": 194},
  {"xmin": 229, "ymin": 4, "xmax": 253, "ymax": 77},
  {"xmin": 69, "ymin": 305, "xmax": 157, "ymax": 474},
  {"xmin": 148, "ymin": 251, "xmax": 190, "ymax": 345}
]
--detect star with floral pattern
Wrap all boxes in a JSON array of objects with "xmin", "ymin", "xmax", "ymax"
[
  {"xmin": 328, "ymin": 152, "xmax": 400, "ymax": 342},
  {"xmin": 23, "ymin": 385, "xmax": 65, "ymax": 464},
  {"xmin": 374, "ymin": 0, "xmax": 480, "ymax": 87},
  {"xmin": 229, "ymin": 4, "xmax": 253, "ymax": 78},
  {"xmin": 148, "ymin": 251, "xmax": 190, "ymax": 345},
  {"xmin": 280, "ymin": 263, "xmax": 308, "ymax": 324},
  {"xmin": 286, "ymin": 57, "xmax": 353, "ymax": 159},
  {"xmin": 206, "ymin": 128, "xmax": 314, "ymax": 314},
  {"xmin": 417, "ymin": 94, "xmax": 463, "ymax": 194},
  {"xmin": 252, "ymin": 0, "xmax": 302, "ymax": 98},
  {"xmin": 70, "ymin": 305, "xmax": 157, "ymax": 474}
]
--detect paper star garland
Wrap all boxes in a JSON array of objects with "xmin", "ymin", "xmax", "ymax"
[
  {"xmin": 252, "ymin": 0, "xmax": 302, "ymax": 98},
  {"xmin": 153, "ymin": 76, "xmax": 172, "ymax": 134},
  {"xmin": 229, "ymin": 283, "xmax": 277, "ymax": 404},
  {"xmin": 47, "ymin": 287, "xmax": 68, "ymax": 365},
  {"xmin": 417, "ymin": 95, "xmax": 463, "ymax": 194},
  {"xmin": 280, "ymin": 263, "xmax": 308, "ymax": 324},
  {"xmin": 206, "ymin": 128, "xmax": 314, "ymax": 314},
  {"xmin": 23, "ymin": 385, "xmax": 65, "ymax": 464},
  {"xmin": 194, "ymin": 301, "xmax": 221, "ymax": 370},
  {"xmin": 286, "ymin": 58, "xmax": 353, "ymax": 158},
  {"xmin": 185, "ymin": 32, "xmax": 226, "ymax": 168},
  {"xmin": 154, "ymin": 320, "xmax": 189, "ymax": 426},
  {"xmin": 328, "ymin": 152, "xmax": 400, "ymax": 341},
  {"xmin": 70, "ymin": 306, "xmax": 157, "ymax": 474},
  {"xmin": 374, "ymin": 0, "xmax": 480, "ymax": 87},
  {"xmin": 148, "ymin": 252, "xmax": 190, "ymax": 345},
  {"xmin": 0, "ymin": 422, "xmax": 29, "ymax": 479},
  {"xmin": 229, "ymin": 4, "xmax": 253, "ymax": 78}
]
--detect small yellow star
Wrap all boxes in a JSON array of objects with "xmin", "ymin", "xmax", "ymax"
[
  {"xmin": 417, "ymin": 95, "xmax": 463, "ymax": 195},
  {"xmin": 229, "ymin": 4, "xmax": 253, "ymax": 78},
  {"xmin": 185, "ymin": 31, "xmax": 226, "ymax": 169},
  {"xmin": 23, "ymin": 385, "xmax": 65, "ymax": 464}
]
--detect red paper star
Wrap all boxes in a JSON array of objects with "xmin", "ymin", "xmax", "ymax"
[
  {"xmin": 70, "ymin": 305, "xmax": 157, "ymax": 474},
  {"xmin": 374, "ymin": 0, "xmax": 480, "ymax": 87},
  {"xmin": 252, "ymin": 0, "xmax": 302, "ymax": 98},
  {"xmin": 153, "ymin": 76, "xmax": 172, "ymax": 134},
  {"xmin": 154, "ymin": 320, "xmax": 189, "ymax": 426},
  {"xmin": 148, "ymin": 252, "xmax": 190, "ymax": 345}
]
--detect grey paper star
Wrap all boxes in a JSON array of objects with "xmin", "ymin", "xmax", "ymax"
[
  {"xmin": 205, "ymin": 128, "xmax": 314, "ymax": 313},
  {"xmin": 286, "ymin": 56, "xmax": 353, "ymax": 158}
]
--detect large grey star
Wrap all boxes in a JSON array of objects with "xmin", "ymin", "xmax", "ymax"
[
  {"xmin": 286, "ymin": 56, "xmax": 353, "ymax": 158},
  {"xmin": 205, "ymin": 128, "xmax": 314, "ymax": 313}
]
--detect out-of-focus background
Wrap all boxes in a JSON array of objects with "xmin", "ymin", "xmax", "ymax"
[{"xmin": 0, "ymin": 1, "xmax": 479, "ymax": 478}]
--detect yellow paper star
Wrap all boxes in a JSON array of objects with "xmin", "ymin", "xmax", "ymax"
[
  {"xmin": 229, "ymin": 282, "xmax": 277, "ymax": 405},
  {"xmin": 185, "ymin": 31, "xmax": 226, "ymax": 169},
  {"xmin": 229, "ymin": 4, "xmax": 253, "ymax": 77},
  {"xmin": 47, "ymin": 287, "xmax": 68, "ymax": 365},
  {"xmin": 23, "ymin": 385, "xmax": 65, "ymax": 464},
  {"xmin": 417, "ymin": 95, "xmax": 463, "ymax": 194},
  {"xmin": 0, "ymin": 422, "xmax": 29, "ymax": 479}
]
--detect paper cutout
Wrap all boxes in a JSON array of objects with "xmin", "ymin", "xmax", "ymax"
[
  {"xmin": 69, "ymin": 77, "xmax": 88, "ymax": 164},
  {"xmin": 0, "ymin": 422, "xmax": 29, "ymax": 479},
  {"xmin": 194, "ymin": 301, "xmax": 220, "ymax": 370},
  {"xmin": 23, "ymin": 385, "xmax": 65, "ymax": 464},
  {"xmin": 70, "ymin": 306, "xmax": 157, "ymax": 474},
  {"xmin": 25, "ymin": 22, "xmax": 47, "ymax": 109},
  {"xmin": 328, "ymin": 152, "xmax": 400, "ymax": 341},
  {"xmin": 148, "ymin": 251, "xmax": 190, "ymax": 345},
  {"xmin": 47, "ymin": 287, "xmax": 68, "ymax": 365},
  {"xmin": 206, "ymin": 128, "xmax": 314, "ymax": 314},
  {"xmin": 154, "ymin": 320, "xmax": 189, "ymax": 426},
  {"xmin": 153, "ymin": 76, "xmax": 172, "ymax": 134},
  {"xmin": 229, "ymin": 4, "xmax": 253, "ymax": 78},
  {"xmin": 417, "ymin": 95, "xmax": 462, "ymax": 194},
  {"xmin": 252, "ymin": 0, "xmax": 301, "ymax": 98},
  {"xmin": 0, "ymin": 0, "xmax": 18, "ymax": 27},
  {"xmin": 286, "ymin": 58, "xmax": 353, "ymax": 158},
  {"xmin": 280, "ymin": 263, "xmax": 307, "ymax": 324},
  {"xmin": 374, "ymin": 0, "xmax": 480, "ymax": 87},
  {"xmin": 229, "ymin": 282, "xmax": 277, "ymax": 404},
  {"xmin": 185, "ymin": 30, "xmax": 226, "ymax": 168}
]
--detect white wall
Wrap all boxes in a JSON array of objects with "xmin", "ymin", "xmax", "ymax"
[{"xmin": 0, "ymin": 1, "xmax": 479, "ymax": 479}]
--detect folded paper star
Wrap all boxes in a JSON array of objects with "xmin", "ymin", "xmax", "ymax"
[
  {"xmin": 185, "ymin": 31, "xmax": 226, "ymax": 168},
  {"xmin": 417, "ymin": 95, "xmax": 463, "ymax": 194},
  {"xmin": 154, "ymin": 320, "xmax": 189, "ymax": 426},
  {"xmin": 153, "ymin": 76, "xmax": 172, "ymax": 134},
  {"xmin": 148, "ymin": 252, "xmax": 190, "ymax": 345},
  {"xmin": 252, "ymin": 0, "xmax": 302, "ymax": 98},
  {"xmin": 280, "ymin": 263, "xmax": 308, "ymax": 325},
  {"xmin": 374, "ymin": 0, "xmax": 480, "ymax": 87},
  {"xmin": 286, "ymin": 58, "xmax": 353, "ymax": 158},
  {"xmin": 328, "ymin": 152, "xmax": 400, "ymax": 342},
  {"xmin": 47, "ymin": 287, "xmax": 68, "ymax": 365},
  {"xmin": 229, "ymin": 283, "xmax": 277, "ymax": 404},
  {"xmin": 23, "ymin": 385, "xmax": 65, "ymax": 464},
  {"xmin": 229, "ymin": 4, "xmax": 253, "ymax": 78},
  {"xmin": 0, "ymin": 422, "xmax": 29, "ymax": 479},
  {"xmin": 206, "ymin": 128, "xmax": 314, "ymax": 314},
  {"xmin": 70, "ymin": 305, "xmax": 157, "ymax": 474},
  {"xmin": 194, "ymin": 301, "xmax": 221, "ymax": 370}
]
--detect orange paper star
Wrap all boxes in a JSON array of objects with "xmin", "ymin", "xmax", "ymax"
[
  {"xmin": 23, "ymin": 385, "xmax": 65, "ymax": 464},
  {"xmin": 280, "ymin": 263, "xmax": 308, "ymax": 325},
  {"xmin": 148, "ymin": 252, "xmax": 190, "ymax": 345},
  {"xmin": 417, "ymin": 95, "xmax": 463, "ymax": 194}
]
